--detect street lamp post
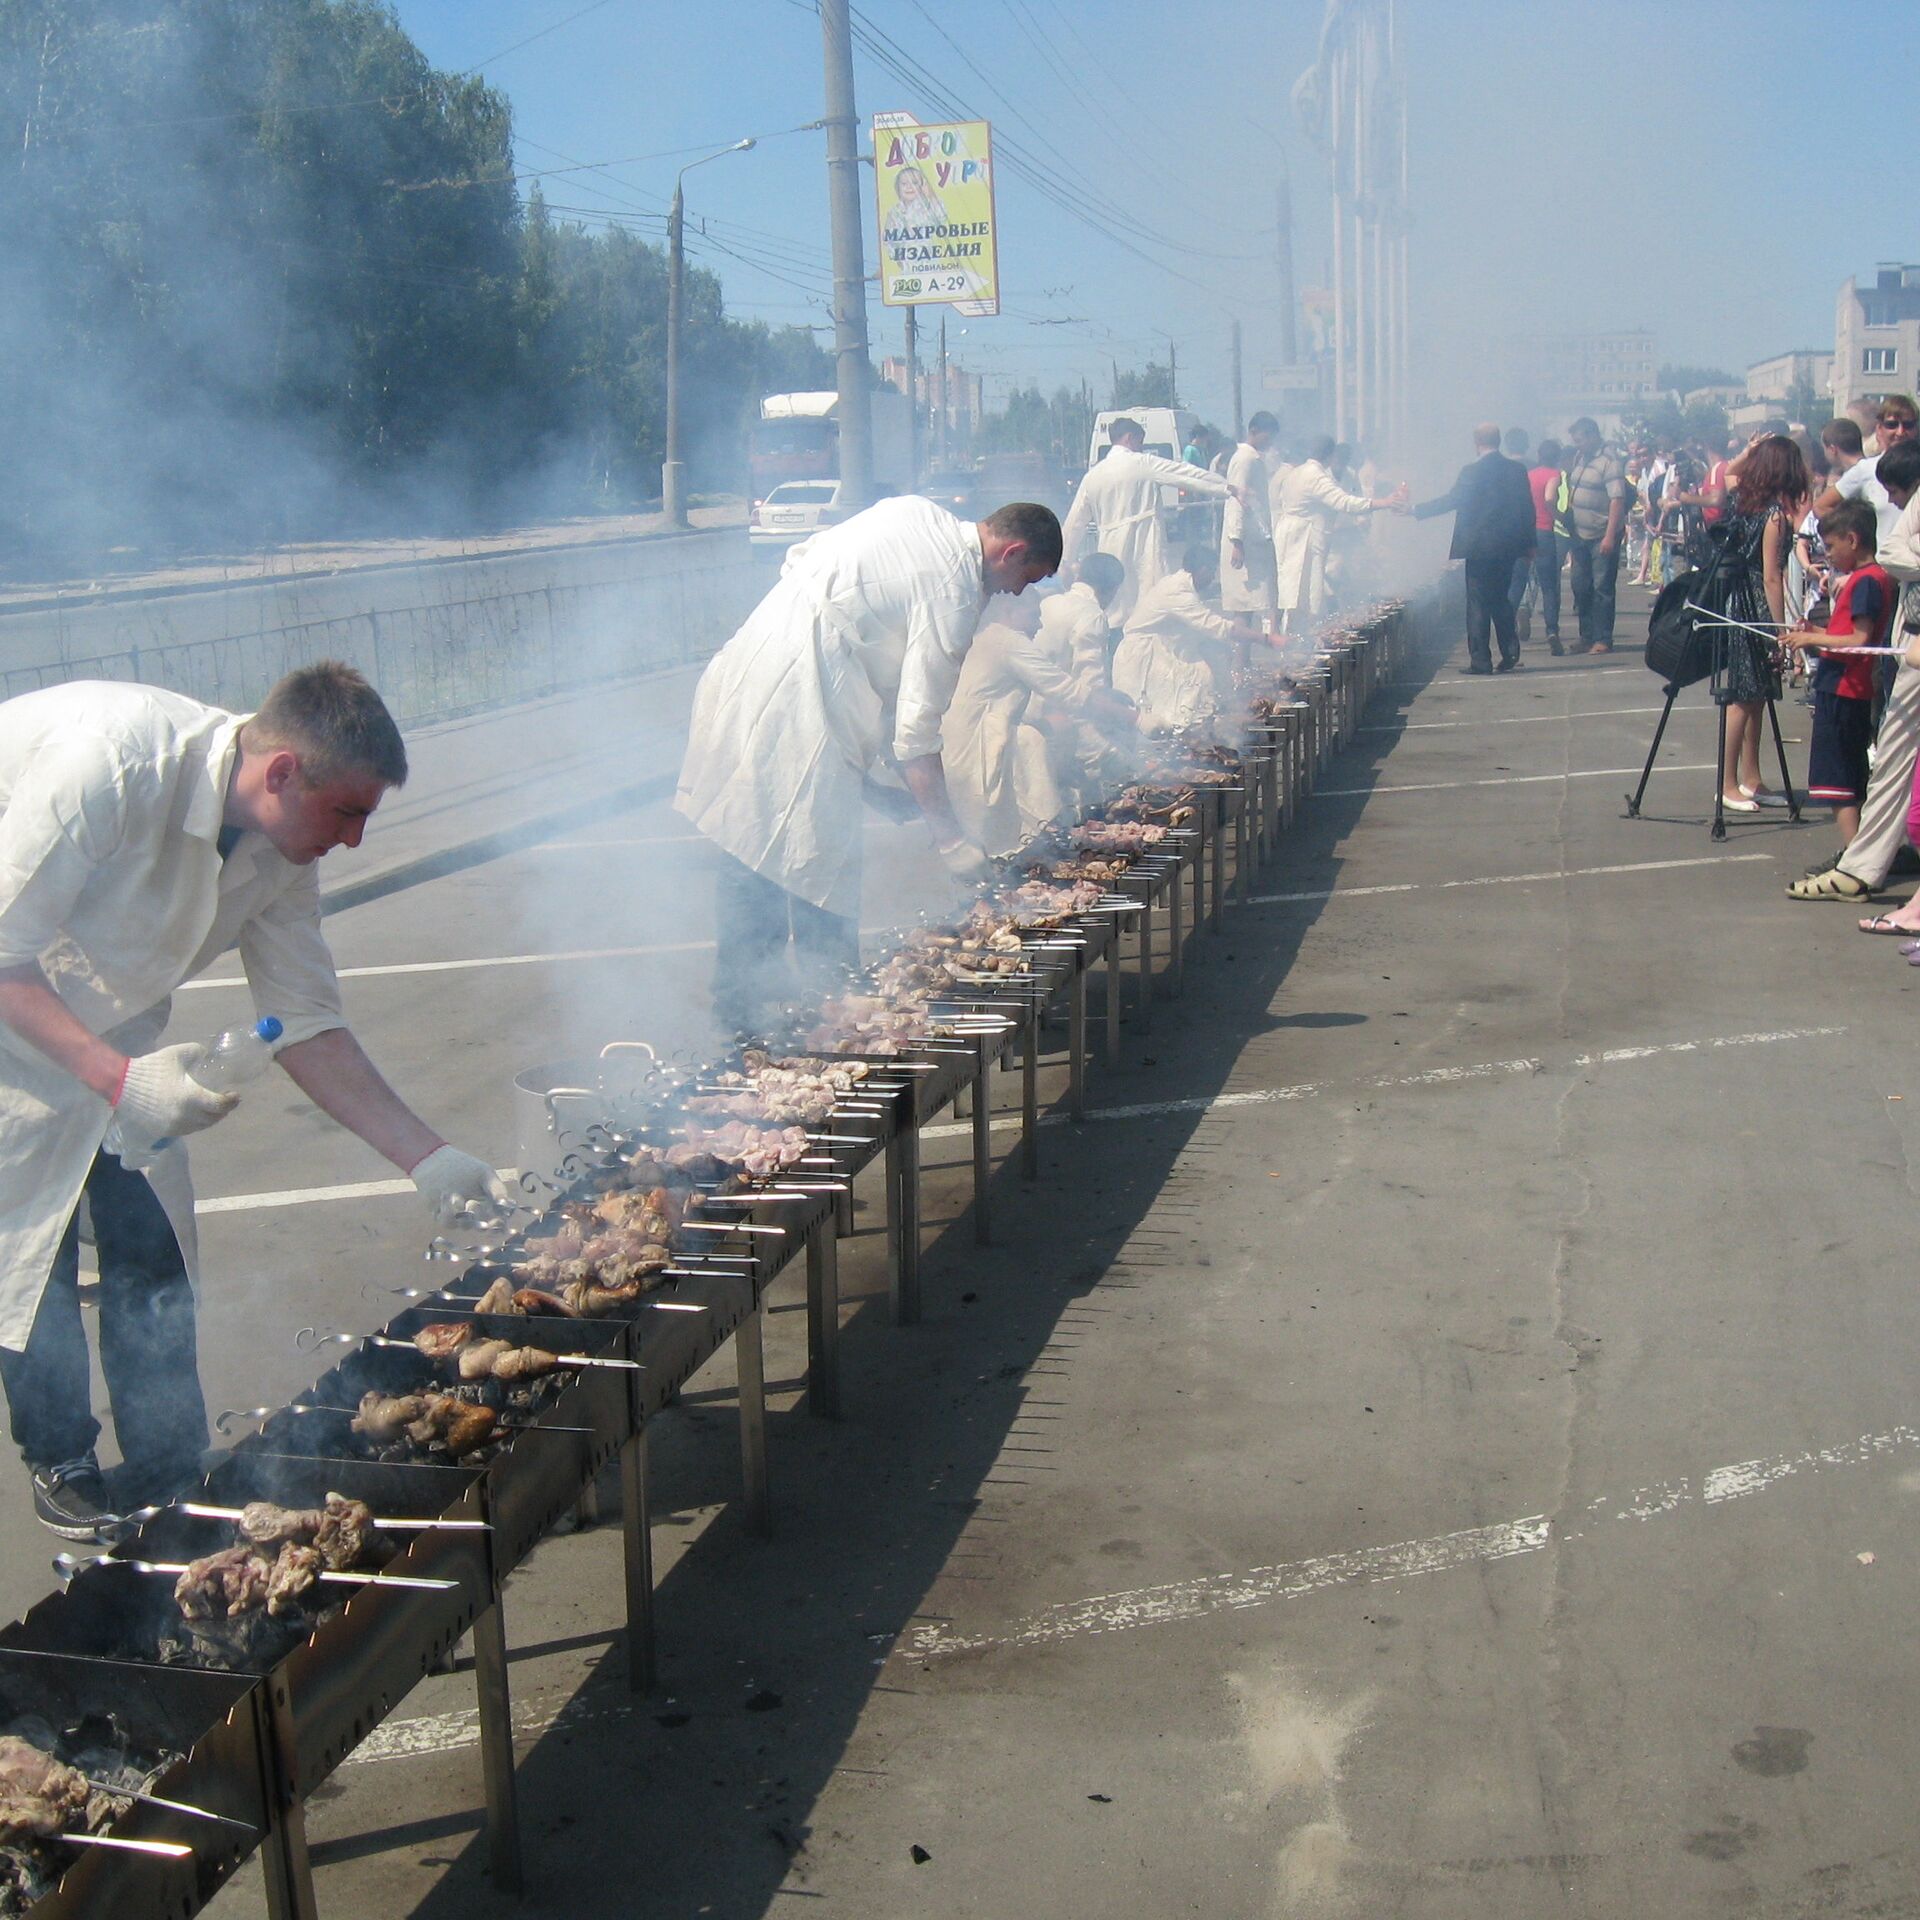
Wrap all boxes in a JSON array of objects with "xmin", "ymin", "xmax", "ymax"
[{"xmin": 664, "ymin": 138, "xmax": 756, "ymax": 528}]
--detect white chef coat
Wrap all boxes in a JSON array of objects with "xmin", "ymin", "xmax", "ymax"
[
  {"xmin": 1273, "ymin": 458, "xmax": 1372, "ymax": 616},
  {"xmin": 1060, "ymin": 446, "xmax": 1233, "ymax": 628},
  {"xmin": 1036, "ymin": 582, "xmax": 1118, "ymax": 792},
  {"xmin": 943, "ymin": 593, "xmax": 1080, "ymax": 854},
  {"xmin": 1113, "ymin": 570, "xmax": 1242, "ymax": 732},
  {"xmin": 0, "ymin": 682, "xmax": 348, "ymax": 1352},
  {"xmin": 1220, "ymin": 440, "xmax": 1277, "ymax": 614},
  {"xmin": 675, "ymin": 497, "xmax": 987, "ymax": 918}
]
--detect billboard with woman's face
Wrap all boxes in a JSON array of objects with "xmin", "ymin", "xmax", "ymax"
[{"xmin": 873, "ymin": 113, "xmax": 999, "ymax": 316}]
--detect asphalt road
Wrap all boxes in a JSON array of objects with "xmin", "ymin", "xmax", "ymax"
[{"xmin": 30, "ymin": 582, "xmax": 1920, "ymax": 1919}]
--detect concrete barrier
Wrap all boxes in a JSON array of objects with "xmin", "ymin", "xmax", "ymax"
[{"xmin": 0, "ymin": 528, "xmax": 765, "ymax": 725}]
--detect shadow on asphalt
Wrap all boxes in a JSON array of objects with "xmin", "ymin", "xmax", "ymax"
[{"xmin": 341, "ymin": 592, "xmax": 1462, "ymax": 1918}]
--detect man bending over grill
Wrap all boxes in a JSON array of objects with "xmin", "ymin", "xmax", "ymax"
[
  {"xmin": 0, "ymin": 664, "xmax": 509, "ymax": 1539},
  {"xmin": 676, "ymin": 496, "xmax": 1062, "ymax": 1037}
]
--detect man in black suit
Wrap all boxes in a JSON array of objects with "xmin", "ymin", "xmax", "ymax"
[{"xmin": 1413, "ymin": 423, "xmax": 1539, "ymax": 674}]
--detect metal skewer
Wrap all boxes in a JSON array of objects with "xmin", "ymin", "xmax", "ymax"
[
  {"xmin": 56, "ymin": 1832, "xmax": 195, "ymax": 1859},
  {"xmin": 53, "ymin": 1553, "xmax": 459, "ymax": 1592},
  {"xmin": 116, "ymin": 1500, "xmax": 490, "ymax": 1534},
  {"xmin": 79, "ymin": 1778, "xmax": 257, "ymax": 1833},
  {"xmin": 295, "ymin": 1329, "xmax": 643, "ymax": 1370}
]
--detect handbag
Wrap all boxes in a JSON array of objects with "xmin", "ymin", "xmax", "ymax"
[{"xmin": 1644, "ymin": 570, "xmax": 1715, "ymax": 689}]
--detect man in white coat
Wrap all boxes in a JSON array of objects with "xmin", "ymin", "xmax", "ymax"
[
  {"xmin": 0, "ymin": 664, "xmax": 508, "ymax": 1538},
  {"xmin": 1061, "ymin": 418, "xmax": 1237, "ymax": 627},
  {"xmin": 1037, "ymin": 552, "xmax": 1126, "ymax": 803},
  {"xmin": 676, "ymin": 497, "xmax": 1061, "ymax": 1034},
  {"xmin": 943, "ymin": 578, "xmax": 1136, "ymax": 855},
  {"xmin": 1221, "ymin": 411, "xmax": 1280, "ymax": 623},
  {"xmin": 1273, "ymin": 434, "xmax": 1403, "ymax": 630},
  {"xmin": 1114, "ymin": 544, "xmax": 1269, "ymax": 732}
]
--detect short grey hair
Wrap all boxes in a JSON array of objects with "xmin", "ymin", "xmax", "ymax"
[{"xmin": 244, "ymin": 661, "xmax": 408, "ymax": 787}]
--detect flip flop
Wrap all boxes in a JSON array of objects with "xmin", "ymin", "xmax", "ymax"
[{"xmin": 1860, "ymin": 914, "xmax": 1918, "ymax": 935}]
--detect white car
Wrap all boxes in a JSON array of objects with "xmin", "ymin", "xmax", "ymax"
[{"xmin": 748, "ymin": 481, "xmax": 841, "ymax": 551}]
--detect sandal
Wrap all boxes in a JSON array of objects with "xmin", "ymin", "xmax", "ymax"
[
  {"xmin": 1720, "ymin": 794, "xmax": 1759, "ymax": 814},
  {"xmin": 1860, "ymin": 913, "xmax": 1919, "ymax": 935},
  {"xmin": 1786, "ymin": 866, "xmax": 1873, "ymax": 901}
]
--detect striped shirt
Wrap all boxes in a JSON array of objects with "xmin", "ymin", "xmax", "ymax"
[{"xmin": 1565, "ymin": 445, "xmax": 1625, "ymax": 542}]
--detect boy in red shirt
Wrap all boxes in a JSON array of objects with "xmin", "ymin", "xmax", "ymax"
[{"xmin": 1785, "ymin": 499, "xmax": 1892, "ymax": 843}]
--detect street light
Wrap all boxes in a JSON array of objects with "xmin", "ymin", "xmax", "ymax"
[{"xmin": 664, "ymin": 137, "xmax": 756, "ymax": 528}]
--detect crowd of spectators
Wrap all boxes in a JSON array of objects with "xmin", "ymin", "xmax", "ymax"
[{"xmin": 1488, "ymin": 399, "xmax": 1920, "ymax": 918}]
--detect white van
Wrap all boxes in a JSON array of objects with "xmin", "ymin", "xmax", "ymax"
[{"xmin": 1086, "ymin": 406, "xmax": 1201, "ymax": 470}]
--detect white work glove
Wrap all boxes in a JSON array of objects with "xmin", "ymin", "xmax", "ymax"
[
  {"xmin": 409, "ymin": 1144, "xmax": 514, "ymax": 1227},
  {"xmin": 114, "ymin": 1044, "xmax": 239, "ymax": 1146},
  {"xmin": 937, "ymin": 839, "xmax": 993, "ymax": 884}
]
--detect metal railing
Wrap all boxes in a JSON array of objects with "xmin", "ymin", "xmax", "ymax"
[{"xmin": 0, "ymin": 544, "xmax": 764, "ymax": 727}]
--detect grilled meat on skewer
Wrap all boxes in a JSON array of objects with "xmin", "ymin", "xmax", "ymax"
[
  {"xmin": 414, "ymin": 1322, "xmax": 473, "ymax": 1361},
  {"xmin": 0, "ymin": 1737, "xmax": 91, "ymax": 1846}
]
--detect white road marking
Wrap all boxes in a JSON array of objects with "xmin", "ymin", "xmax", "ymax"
[
  {"xmin": 1361, "ymin": 706, "xmax": 1670, "ymax": 732},
  {"xmin": 181, "ymin": 939, "xmax": 715, "ymax": 990},
  {"xmin": 918, "ymin": 1024, "xmax": 1842, "ymax": 1142},
  {"xmin": 196, "ymin": 1176, "xmax": 417, "ymax": 1215},
  {"xmin": 1250, "ymin": 852, "xmax": 1771, "ymax": 905},
  {"xmin": 517, "ymin": 834, "xmax": 708, "ymax": 851},
  {"xmin": 339, "ymin": 1424, "xmax": 1920, "ymax": 1761},
  {"xmin": 1314, "ymin": 763, "xmax": 1716, "ymax": 797},
  {"xmin": 1388, "ymin": 666, "xmax": 1642, "ymax": 685},
  {"xmin": 193, "ymin": 1025, "xmax": 1839, "ymax": 1213},
  {"xmin": 899, "ymin": 1423, "xmax": 1920, "ymax": 1662}
]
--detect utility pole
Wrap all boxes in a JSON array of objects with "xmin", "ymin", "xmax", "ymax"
[
  {"xmin": 1230, "ymin": 320, "xmax": 1244, "ymax": 438},
  {"xmin": 819, "ymin": 0, "xmax": 872, "ymax": 509},
  {"xmin": 1167, "ymin": 337, "xmax": 1179, "ymax": 406},
  {"xmin": 1275, "ymin": 176, "xmax": 1298, "ymax": 365},
  {"xmin": 904, "ymin": 306, "xmax": 919, "ymax": 488},
  {"xmin": 663, "ymin": 139, "xmax": 754, "ymax": 527},
  {"xmin": 663, "ymin": 181, "xmax": 686, "ymax": 524},
  {"xmin": 937, "ymin": 312, "xmax": 949, "ymax": 467}
]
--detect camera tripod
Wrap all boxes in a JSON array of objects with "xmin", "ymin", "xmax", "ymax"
[{"xmin": 1625, "ymin": 619, "xmax": 1802, "ymax": 840}]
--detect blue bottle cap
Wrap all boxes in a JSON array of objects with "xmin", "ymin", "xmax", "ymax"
[{"xmin": 255, "ymin": 1017, "xmax": 284, "ymax": 1044}]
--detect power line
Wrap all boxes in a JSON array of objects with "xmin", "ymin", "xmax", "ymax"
[{"xmin": 461, "ymin": 0, "xmax": 625, "ymax": 75}]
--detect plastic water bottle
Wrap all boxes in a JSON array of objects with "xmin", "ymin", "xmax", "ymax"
[{"xmin": 105, "ymin": 1017, "xmax": 284, "ymax": 1163}]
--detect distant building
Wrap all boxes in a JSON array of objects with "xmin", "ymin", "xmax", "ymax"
[
  {"xmin": 881, "ymin": 354, "xmax": 984, "ymax": 450},
  {"xmin": 1506, "ymin": 329, "xmax": 1657, "ymax": 437},
  {"xmin": 1746, "ymin": 348, "xmax": 1833, "ymax": 404},
  {"xmin": 1833, "ymin": 266, "xmax": 1920, "ymax": 410}
]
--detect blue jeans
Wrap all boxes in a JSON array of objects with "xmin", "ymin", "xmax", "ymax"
[
  {"xmin": 0, "ymin": 1150, "xmax": 205, "ymax": 1479},
  {"xmin": 1568, "ymin": 534, "xmax": 1620, "ymax": 646},
  {"xmin": 713, "ymin": 852, "xmax": 860, "ymax": 1038},
  {"xmin": 1523, "ymin": 533, "xmax": 1565, "ymax": 636}
]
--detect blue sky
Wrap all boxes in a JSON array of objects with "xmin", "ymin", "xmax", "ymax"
[{"xmin": 401, "ymin": 0, "xmax": 1913, "ymax": 440}]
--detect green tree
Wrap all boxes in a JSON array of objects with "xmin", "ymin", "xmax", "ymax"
[
  {"xmin": 1111, "ymin": 360, "xmax": 1177, "ymax": 409},
  {"xmin": 1656, "ymin": 364, "xmax": 1737, "ymax": 395}
]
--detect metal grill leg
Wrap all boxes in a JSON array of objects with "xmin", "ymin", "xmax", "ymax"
[
  {"xmin": 1104, "ymin": 936, "xmax": 1122, "ymax": 1065},
  {"xmin": 806, "ymin": 1221, "xmax": 841, "ymax": 1417},
  {"xmin": 1136, "ymin": 890, "xmax": 1154, "ymax": 1028},
  {"xmin": 620, "ymin": 1429, "xmax": 655, "ymax": 1691},
  {"xmin": 471, "ymin": 1600, "xmax": 524, "ymax": 1893},
  {"xmin": 971, "ymin": 1044, "xmax": 992, "ymax": 1246},
  {"xmin": 1211, "ymin": 800, "xmax": 1227, "ymax": 926},
  {"xmin": 1159, "ymin": 860, "xmax": 1175, "ymax": 1006},
  {"xmin": 1068, "ymin": 966, "xmax": 1087, "ymax": 1121},
  {"xmin": 736, "ymin": 1298, "xmax": 771, "ymax": 1535},
  {"xmin": 257, "ymin": 1683, "xmax": 319, "ymax": 1920},
  {"xmin": 891, "ymin": 1125, "xmax": 921, "ymax": 1325},
  {"xmin": 1235, "ymin": 793, "xmax": 1250, "ymax": 902},
  {"xmin": 1021, "ymin": 1008, "xmax": 1040, "ymax": 1179}
]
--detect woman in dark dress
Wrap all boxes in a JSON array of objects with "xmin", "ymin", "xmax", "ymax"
[{"xmin": 1706, "ymin": 434, "xmax": 1807, "ymax": 810}]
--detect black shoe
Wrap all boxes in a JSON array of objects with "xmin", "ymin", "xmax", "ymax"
[
  {"xmin": 1461, "ymin": 663, "xmax": 1492, "ymax": 675},
  {"xmin": 31, "ymin": 1455, "xmax": 121, "ymax": 1542},
  {"xmin": 1548, "ymin": 637, "xmax": 1565, "ymax": 656},
  {"xmin": 1892, "ymin": 846, "xmax": 1920, "ymax": 878},
  {"xmin": 1496, "ymin": 656, "xmax": 1522, "ymax": 673}
]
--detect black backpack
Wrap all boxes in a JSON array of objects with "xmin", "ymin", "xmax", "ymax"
[{"xmin": 1644, "ymin": 571, "xmax": 1713, "ymax": 688}]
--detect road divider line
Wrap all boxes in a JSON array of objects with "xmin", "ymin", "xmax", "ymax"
[
  {"xmin": 917, "ymin": 1024, "xmax": 1842, "ymax": 1141},
  {"xmin": 899, "ymin": 1421, "xmax": 1920, "ymax": 1661},
  {"xmin": 1361, "ymin": 705, "xmax": 1672, "ymax": 732},
  {"xmin": 1251, "ymin": 852, "xmax": 1771, "ymax": 906},
  {"xmin": 191, "ymin": 1026, "xmax": 1841, "ymax": 1212},
  {"xmin": 182, "ymin": 939, "xmax": 716, "ymax": 989},
  {"xmin": 1313, "ymin": 763, "xmax": 1716, "ymax": 797}
]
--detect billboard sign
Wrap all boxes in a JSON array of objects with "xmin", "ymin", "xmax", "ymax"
[{"xmin": 873, "ymin": 113, "xmax": 999, "ymax": 316}]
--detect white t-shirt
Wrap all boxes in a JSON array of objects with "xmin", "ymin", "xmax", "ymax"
[{"xmin": 1836, "ymin": 453, "xmax": 1901, "ymax": 551}]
